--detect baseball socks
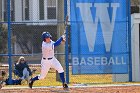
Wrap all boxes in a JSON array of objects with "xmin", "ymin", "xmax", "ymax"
[
  {"xmin": 29, "ymin": 76, "xmax": 39, "ymax": 89},
  {"xmin": 59, "ymin": 72, "xmax": 68, "ymax": 88}
]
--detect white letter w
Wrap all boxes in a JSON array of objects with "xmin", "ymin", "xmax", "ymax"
[{"xmin": 76, "ymin": 3, "xmax": 119, "ymax": 52}]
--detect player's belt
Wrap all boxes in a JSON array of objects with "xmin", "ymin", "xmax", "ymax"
[{"xmin": 43, "ymin": 57, "xmax": 53, "ymax": 60}]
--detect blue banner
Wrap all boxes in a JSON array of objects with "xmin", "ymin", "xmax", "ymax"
[{"xmin": 70, "ymin": 0, "xmax": 130, "ymax": 74}]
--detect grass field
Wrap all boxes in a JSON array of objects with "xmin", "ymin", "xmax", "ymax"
[
  {"xmin": 18, "ymin": 67, "xmax": 113, "ymax": 87},
  {"xmin": 2, "ymin": 65, "xmax": 140, "ymax": 88},
  {"xmin": 1, "ymin": 67, "xmax": 112, "ymax": 88}
]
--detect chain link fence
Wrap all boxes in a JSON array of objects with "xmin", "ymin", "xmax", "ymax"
[
  {"xmin": 0, "ymin": 0, "xmax": 133, "ymax": 87},
  {"xmin": 0, "ymin": 23, "xmax": 8, "ymax": 62}
]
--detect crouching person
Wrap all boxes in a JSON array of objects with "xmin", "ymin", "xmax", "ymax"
[
  {"xmin": 14, "ymin": 56, "xmax": 32, "ymax": 83},
  {"xmin": 0, "ymin": 71, "xmax": 22, "ymax": 89},
  {"xmin": 0, "ymin": 78, "xmax": 22, "ymax": 89}
]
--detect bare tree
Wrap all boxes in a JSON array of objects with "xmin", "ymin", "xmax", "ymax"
[
  {"xmin": 131, "ymin": 0, "xmax": 140, "ymax": 13},
  {"xmin": 131, "ymin": 0, "xmax": 140, "ymax": 6}
]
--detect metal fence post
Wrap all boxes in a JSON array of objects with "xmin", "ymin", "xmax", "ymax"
[
  {"xmin": 7, "ymin": 0, "xmax": 12, "ymax": 84},
  {"xmin": 128, "ymin": 0, "xmax": 132, "ymax": 82},
  {"xmin": 64, "ymin": 0, "xmax": 69, "ymax": 84}
]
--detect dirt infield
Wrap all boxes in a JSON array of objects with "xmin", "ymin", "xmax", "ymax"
[{"xmin": 0, "ymin": 85, "xmax": 140, "ymax": 93}]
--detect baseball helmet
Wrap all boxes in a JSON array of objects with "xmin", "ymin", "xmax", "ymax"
[{"xmin": 42, "ymin": 32, "xmax": 52, "ymax": 41}]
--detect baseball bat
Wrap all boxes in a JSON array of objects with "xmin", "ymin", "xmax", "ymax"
[
  {"xmin": 61, "ymin": 15, "xmax": 68, "ymax": 42},
  {"xmin": 64, "ymin": 15, "xmax": 69, "ymax": 34}
]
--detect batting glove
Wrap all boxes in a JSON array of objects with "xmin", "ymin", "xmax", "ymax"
[{"xmin": 61, "ymin": 35, "xmax": 66, "ymax": 42}]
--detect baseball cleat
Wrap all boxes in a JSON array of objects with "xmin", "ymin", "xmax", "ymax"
[
  {"xmin": 63, "ymin": 83, "xmax": 68, "ymax": 89},
  {"xmin": 29, "ymin": 80, "xmax": 34, "ymax": 89}
]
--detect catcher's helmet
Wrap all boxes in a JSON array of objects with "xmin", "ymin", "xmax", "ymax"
[{"xmin": 42, "ymin": 32, "xmax": 52, "ymax": 41}]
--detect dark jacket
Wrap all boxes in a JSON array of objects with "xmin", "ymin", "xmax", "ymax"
[{"xmin": 14, "ymin": 62, "xmax": 32, "ymax": 77}]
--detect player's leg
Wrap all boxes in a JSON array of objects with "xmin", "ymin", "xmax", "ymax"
[
  {"xmin": 29, "ymin": 59, "xmax": 51, "ymax": 88},
  {"xmin": 21, "ymin": 68, "xmax": 29, "ymax": 79},
  {"xmin": 22, "ymin": 68, "xmax": 30, "ymax": 83},
  {"xmin": 12, "ymin": 79, "xmax": 22, "ymax": 85},
  {"xmin": 52, "ymin": 57, "xmax": 68, "ymax": 88}
]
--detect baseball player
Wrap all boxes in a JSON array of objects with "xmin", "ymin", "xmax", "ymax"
[{"xmin": 29, "ymin": 32, "xmax": 68, "ymax": 89}]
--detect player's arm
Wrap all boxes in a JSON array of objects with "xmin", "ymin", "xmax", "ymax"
[{"xmin": 54, "ymin": 35, "xmax": 65, "ymax": 47}]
